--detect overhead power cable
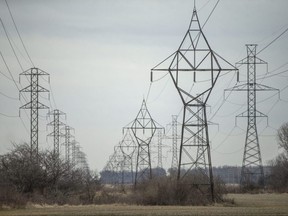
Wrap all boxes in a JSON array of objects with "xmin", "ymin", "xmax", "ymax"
[
  {"xmin": 4, "ymin": 0, "xmax": 34, "ymax": 67},
  {"xmin": 0, "ymin": 52, "xmax": 21, "ymax": 92},
  {"xmin": 0, "ymin": 18, "xmax": 24, "ymax": 71},
  {"xmin": 0, "ymin": 68, "xmax": 17, "ymax": 82},
  {"xmin": 0, "ymin": 112, "xmax": 18, "ymax": 118},
  {"xmin": 202, "ymin": 0, "xmax": 220, "ymax": 29},
  {"xmin": 0, "ymin": 90, "xmax": 18, "ymax": 100},
  {"xmin": 257, "ymin": 27, "xmax": 288, "ymax": 55},
  {"xmin": 256, "ymin": 68, "xmax": 288, "ymax": 80}
]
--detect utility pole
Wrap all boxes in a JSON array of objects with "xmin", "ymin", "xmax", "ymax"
[
  {"xmin": 47, "ymin": 109, "xmax": 66, "ymax": 157},
  {"xmin": 124, "ymin": 99, "xmax": 164, "ymax": 186},
  {"xmin": 225, "ymin": 44, "xmax": 278, "ymax": 187},
  {"xmin": 20, "ymin": 67, "xmax": 49, "ymax": 159},
  {"xmin": 151, "ymin": 6, "xmax": 237, "ymax": 202}
]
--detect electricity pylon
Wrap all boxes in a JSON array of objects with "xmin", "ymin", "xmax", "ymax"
[
  {"xmin": 157, "ymin": 130, "xmax": 163, "ymax": 169},
  {"xmin": 120, "ymin": 129, "xmax": 137, "ymax": 184},
  {"xmin": 71, "ymin": 139, "xmax": 79, "ymax": 169},
  {"xmin": 171, "ymin": 115, "xmax": 179, "ymax": 170},
  {"xmin": 124, "ymin": 99, "xmax": 164, "ymax": 185},
  {"xmin": 76, "ymin": 148, "xmax": 89, "ymax": 173},
  {"xmin": 47, "ymin": 109, "xmax": 66, "ymax": 157},
  {"xmin": 62, "ymin": 125, "xmax": 74, "ymax": 167},
  {"xmin": 151, "ymin": 6, "xmax": 237, "ymax": 202},
  {"xmin": 19, "ymin": 68, "xmax": 49, "ymax": 159},
  {"xmin": 225, "ymin": 44, "xmax": 278, "ymax": 187},
  {"xmin": 107, "ymin": 145, "xmax": 124, "ymax": 184}
]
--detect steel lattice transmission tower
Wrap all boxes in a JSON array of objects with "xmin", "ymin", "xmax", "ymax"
[
  {"xmin": 225, "ymin": 44, "xmax": 278, "ymax": 187},
  {"xmin": 110, "ymin": 145, "xmax": 125, "ymax": 184},
  {"xmin": 62, "ymin": 126, "xmax": 74, "ymax": 167},
  {"xmin": 71, "ymin": 139, "xmax": 79, "ymax": 169},
  {"xmin": 20, "ymin": 68, "xmax": 50, "ymax": 158},
  {"xmin": 47, "ymin": 109, "xmax": 66, "ymax": 157},
  {"xmin": 157, "ymin": 130, "xmax": 163, "ymax": 169},
  {"xmin": 120, "ymin": 129, "xmax": 137, "ymax": 184},
  {"xmin": 124, "ymin": 99, "xmax": 164, "ymax": 185},
  {"xmin": 171, "ymin": 115, "xmax": 179, "ymax": 170},
  {"xmin": 151, "ymin": 7, "xmax": 237, "ymax": 201}
]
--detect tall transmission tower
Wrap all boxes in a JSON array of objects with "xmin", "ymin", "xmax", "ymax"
[
  {"xmin": 124, "ymin": 99, "xmax": 164, "ymax": 185},
  {"xmin": 71, "ymin": 139, "xmax": 79, "ymax": 169},
  {"xmin": 196, "ymin": 95, "xmax": 206, "ymax": 167},
  {"xmin": 74, "ymin": 144, "xmax": 89, "ymax": 173},
  {"xmin": 19, "ymin": 68, "xmax": 50, "ymax": 158},
  {"xmin": 62, "ymin": 125, "xmax": 74, "ymax": 167},
  {"xmin": 47, "ymin": 109, "xmax": 66, "ymax": 157},
  {"xmin": 151, "ymin": 6, "xmax": 237, "ymax": 202},
  {"xmin": 157, "ymin": 130, "xmax": 163, "ymax": 169},
  {"xmin": 120, "ymin": 129, "xmax": 137, "ymax": 184},
  {"xmin": 108, "ymin": 145, "xmax": 124, "ymax": 184},
  {"xmin": 225, "ymin": 44, "xmax": 278, "ymax": 187},
  {"xmin": 171, "ymin": 115, "xmax": 179, "ymax": 170}
]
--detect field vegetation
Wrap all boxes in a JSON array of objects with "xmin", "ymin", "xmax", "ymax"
[{"xmin": 0, "ymin": 193, "xmax": 288, "ymax": 216}]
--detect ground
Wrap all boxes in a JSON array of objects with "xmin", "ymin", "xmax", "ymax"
[{"xmin": 1, "ymin": 193, "xmax": 288, "ymax": 216}]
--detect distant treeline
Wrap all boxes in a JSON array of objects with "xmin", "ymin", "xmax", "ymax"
[{"xmin": 100, "ymin": 166, "xmax": 272, "ymax": 185}]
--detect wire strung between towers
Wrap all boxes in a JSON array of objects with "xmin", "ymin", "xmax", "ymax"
[
  {"xmin": 257, "ymin": 27, "xmax": 288, "ymax": 55},
  {"xmin": 4, "ymin": 0, "xmax": 34, "ymax": 67}
]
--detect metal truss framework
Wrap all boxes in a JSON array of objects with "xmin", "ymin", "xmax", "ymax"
[
  {"xmin": 120, "ymin": 129, "xmax": 137, "ymax": 184},
  {"xmin": 157, "ymin": 130, "xmax": 163, "ymax": 169},
  {"xmin": 71, "ymin": 140, "xmax": 79, "ymax": 169},
  {"xmin": 106, "ymin": 145, "xmax": 125, "ymax": 184},
  {"xmin": 151, "ymin": 7, "xmax": 237, "ymax": 202},
  {"xmin": 124, "ymin": 99, "xmax": 164, "ymax": 185},
  {"xmin": 47, "ymin": 109, "xmax": 66, "ymax": 157},
  {"xmin": 74, "ymin": 144, "xmax": 89, "ymax": 173},
  {"xmin": 171, "ymin": 115, "xmax": 179, "ymax": 169},
  {"xmin": 20, "ymin": 68, "xmax": 49, "ymax": 158},
  {"xmin": 225, "ymin": 44, "xmax": 278, "ymax": 187},
  {"xmin": 62, "ymin": 125, "xmax": 74, "ymax": 167}
]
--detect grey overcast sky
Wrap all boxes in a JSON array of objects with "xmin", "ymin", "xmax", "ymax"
[{"xmin": 0, "ymin": 0, "xmax": 288, "ymax": 172}]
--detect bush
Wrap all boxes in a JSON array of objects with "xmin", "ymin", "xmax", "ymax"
[
  {"xmin": 0, "ymin": 143, "xmax": 101, "ymax": 207},
  {"xmin": 130, "ymin": 174, "xmax": 225, "ymax": 205},
  {"xmin": 267, "ymin": 153, "xmax": 288, "ymax": 192},
  {"xmin": 0, "ymin": 185, "xmax": 27, "ymax": 209}
]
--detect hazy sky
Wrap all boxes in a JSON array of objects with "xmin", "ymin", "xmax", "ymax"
[{"xmin": 0, "ymin": 0, "xmax": 288, "ymax": 172}]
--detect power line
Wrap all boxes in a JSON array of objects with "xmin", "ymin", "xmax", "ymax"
[
  {"xmin": 0, "ymin": 112, "xmax": 18, "ymax": 118},
  {"xmin": 0, "ymin": 52, "xmax": 21, "ymax": 92},
  {"xmin": 0, "ymin": 51, "xmax": 29, "ymax": 103},
  {"xmin": 257, "ymin": 27, "xmax": 288, "ymax": 55},
  {"xmin": 0, "ymin": 90, "xmax": 18, "ymax": 100},
  {"xmin": 0, "ymin": 51, "xmax": 30, "ymax": 132},
  {"xmin": 49, "ymin": 82, "xmax": 58, "ymax": 109},
  {"xmin": 0, "ymin": 68, "xmax": 18, "ymax": 82},
  {"xmin": 256, "ymin": 68, "xmax": 288, "ymax": 80},
  {"xmin": 19, "ymin": 116, "xmax": 29, "ymax": 134},
  {"xmin": 202, "ymin": 0, "xmax": 220, "ymax": 29},
  {"xmin": 0, "ymin": 18, "xmax": 24, "ymax": 71},
  {"xmin": 4, "ymin": 0, "xmax": 34, "ymax": 67}
]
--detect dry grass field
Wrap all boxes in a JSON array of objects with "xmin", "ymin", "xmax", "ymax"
[{"xmin": 0, "ymin": 193, "xmax": 288, "ymax": 216}]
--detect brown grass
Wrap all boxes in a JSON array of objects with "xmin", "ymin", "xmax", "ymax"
[{"xmin": 0, "ymin": 193, "xmax": 288, "ymax": 216}]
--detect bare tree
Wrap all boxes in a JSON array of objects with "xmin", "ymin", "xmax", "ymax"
[
  {"xmin": 277, "ymin": 122, "xmax": 288, "ymax": 154},
  {"xmin": 267, "ymin": 122, "xmax": 288, "ymax": 192}
]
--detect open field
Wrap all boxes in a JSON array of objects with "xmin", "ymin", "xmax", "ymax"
[{"xmin": 1, "ymin": 193, "xmax": 288, "ymax": 216}]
